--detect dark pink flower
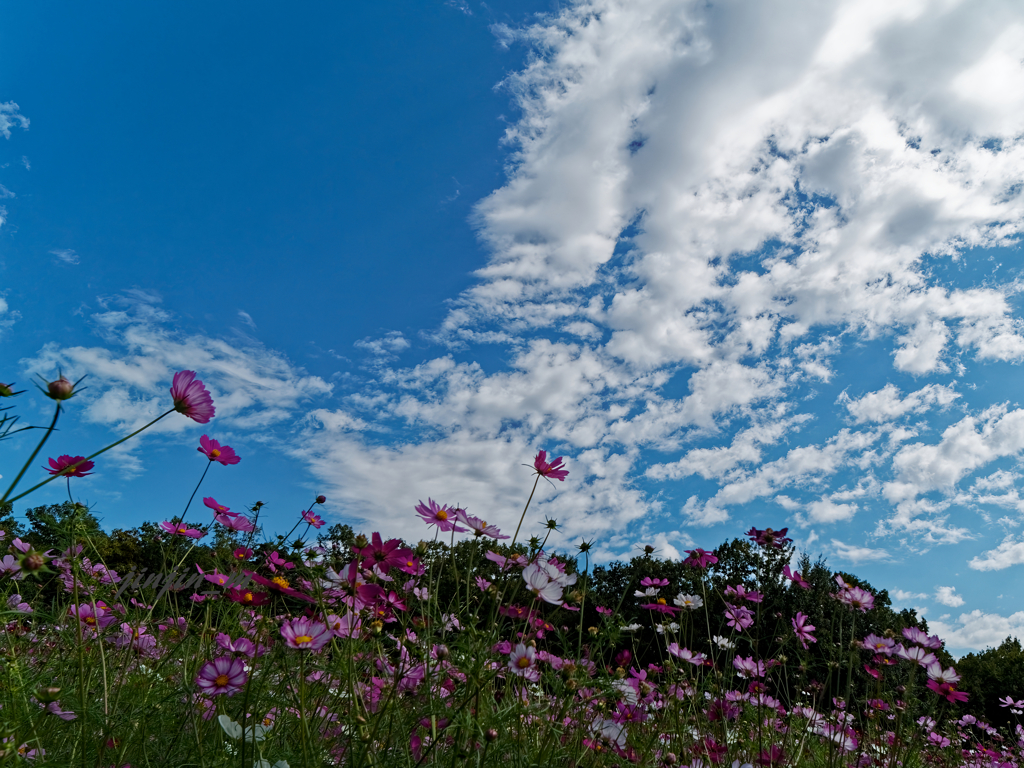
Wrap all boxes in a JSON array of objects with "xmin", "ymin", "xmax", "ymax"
[
  {"xmin": 782, "ymin": 564, "xmax": 810, "ymax": 589},
  {"xmin": 684, "ymin": 548, "xmax": 718, "ymax": 569},
  {"xmin": 170, "ymin": 370, "xmax": 215, "ymax": 424},
  {"xmin": 195, "ymin": 656, "xmax": 247, "ymax": 696},
  {"xmin": 244, "ymin": 571, "xmax": 316, "ymax": 604},
  {"xmin": 927, "ymin": 679, "xmax": 969, "ymax": 704},
  {"xmin": 159, "ymin": 521, "xmax": 206, "ymax": 539},
  {"xmin": 45, "ymin": 455, "xmax": 94, "ymax": 477},
  {"xmin": 745, "ymin": 527, "xmax": 792, "ymax": 549},
  {"xmin": 640, "ymin": 598, "xmax": 679, "ymax": 615},
  {"xmin": 534, "ymin": 450, "xmax": 568, "ymax": 481},
  {"xmin": 216, "ymin": 513, "xmax": 254, "ymax": 533},
  {"xmin": 357, "ymin": 532, "xmax": 413, "ymax": 575},
  {"xmin": 197, "ymin": 435, "xmax": 239, "ymax": 465}
]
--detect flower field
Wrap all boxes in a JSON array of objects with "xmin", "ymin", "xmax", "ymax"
[{"xmin": 0, "ymin": 371, "xmax": 1021, "ymax": 767}]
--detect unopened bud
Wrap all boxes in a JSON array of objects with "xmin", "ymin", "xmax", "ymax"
[
  {"xmin": 664, "ymin": 753, "xmax": 678, "ymax": 765},
  {"xmin": 354, "ymin": 534, "xmax": 369, "ymax": 549},
  {"xmin": 545, "ymin": 518, "xmax": 558, "ymax": 530},
  {"xmin": 614, "ymin": 667, "xmax": 626, "ymax": 679},
  {"xmin": 369, "ymin": 620, "xmax": 383, "ymax": 635},
  {"xmin": 588, "ymin": 626, "xmax": 599, "ymax": 636},
  {"xmin": 35, "ymin": 687, "xmax": 61, "ymax": 703},
  {"xmin": 644, "ymin": 545, "xmax": 655, "ymax": 555},
  {"xmin": 316, "ymin": 495, "xmax": 326, "ymax": 504},
  {"xmin": 46, "ymin": 376, "xmax": 76, "ymax": 401},
  {"xmin": 578, "ymin": 540, "xmax": 592, "ymax": 553},
  {"xmin": 22, "ymin": 553, "xmax": 46, "ymax": 572},
  {"xmin": 0, "ymin": 383, "xmax": 14, "ymax": 397},
  {"xmin": 485, "ymin": 728, "xmax": 498, "ymax": 742}
]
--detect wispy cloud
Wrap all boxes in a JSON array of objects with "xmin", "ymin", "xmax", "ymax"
[{"xmin": 50, "ymin": 249, "xmax": 80, "ymax": 265}]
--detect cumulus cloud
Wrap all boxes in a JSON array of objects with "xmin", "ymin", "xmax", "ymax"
[
  {"xmin": 930, "ymin": 609, "xmax": 1024, "ymax": 655},
  {"xmin": 969, "ymin": 534, "xmax": 1024, "ymax": 571},
  {"xmin": 934, "ymin": 585, "xmax": 965, "ymax": 607},
  {"xmin": 838, "ymin": 383, "xmax": 960, "ymax": 424},
  {"xmin": 0, "ymin": 102, "xmax": 28, "ymax": 139}
]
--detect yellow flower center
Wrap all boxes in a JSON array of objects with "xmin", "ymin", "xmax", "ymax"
[
  {"xmin": 517, "ymin": 657, "xmax": 531, "ymax": 669},
  {"xmin": 657, "ymin": 598, "xmax": 667, "ymax": 605},
  {"xmin": 214, "ymin": 674, "xmax": 230, "ymax": 686},
  {"xmin": 242, "ymin": 592, "xmax": 254, "ymax": 603},
  {"xmin": 272, "ymin": 577, "xmax": 290, "ymax": 590},
  {"xmin": 210, "ymin": 449, "xmax": 221, "ymax": 458},
  {"xmin": 85, "ymin": 617, "xmax": 96, "ymax": 625},
  {"xmin": 436, "ymin": 510, "xmax": 448, "ymax": 521},
  {"xmin": 295, "ymin": 634, "xmax": 312, "ymax": 645}
]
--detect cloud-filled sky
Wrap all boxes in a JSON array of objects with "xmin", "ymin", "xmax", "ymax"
[{"xmin": 3, "ymin": 0, "xmax": 1024, "ymax": 654}]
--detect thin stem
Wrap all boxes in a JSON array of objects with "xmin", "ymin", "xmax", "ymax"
[
  {"xmin": 3, "ymin": 408, "xmax": 175, "ymax": 505},
  {"xmin": 173, "ymin": 461, "xmax": 213, "ymax": 528},
  {"xmin": 509, "ymin": 474, "xmax": 540, "ymax": 550},
  {"xmin": 0, "ymin": 402, "xmax": 60, "ymax": 503}
]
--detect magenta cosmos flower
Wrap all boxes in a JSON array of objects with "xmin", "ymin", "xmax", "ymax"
[
  {"xmin": 684, "ymin": 548, "xmax": 718, "ymax": 569},
  {"xmin": 534, "ymin": 450, "xmax": 568, "ymax": 481},
  {"xmin": 170, "ymin": 370, "xmax": 215, "ymax": 424},
  {"xmin": 415, "ymin": 498, "xmax": 467, "ymax": 533},
  {"xmin": 159, "ymin": 521, "xmax": 206, "ymax": 539},
  {"xmin": 280, "ymin": 616, "xmax": 332, "ymax": 651},
  {"xmin": 45, "ymin": 455, "xmax": 95, "ymax": 477},
  {"xmin": 196, "ymin": 656, "xmax": 247, "ymax": 696},
  {"xmin": 301, "ymin": 510, "xmax": 325, "ymax": 529},
  {"xmin": 456, "ymin": 509, "xmax": 509, "ymax": 539},
  {"xmin": 197, "ymin": 435, "xmax": 239, "ymax": 465}
]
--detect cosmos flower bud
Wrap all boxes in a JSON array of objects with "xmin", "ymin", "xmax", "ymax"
[
  {"xmin": 485, "ymin": 728, "xmax": 498, "ymax": 742},
  {"xmin": 35, "ymin": 687, "xmax": 61, "ymax": 704},
  {"xmin": 316, "ymin": 495, "xmax": 326, "ymax": 504},
  {"xmin": 354, "ymin": 534, "xmax": 369, "ymax": 550},
  {"xmin": 0, "ymin": 383, "xmax": 14, "ymax": 397},
  {"xmin": 46, "ymin": 376, "xmax": 76, "ymax": 401}
]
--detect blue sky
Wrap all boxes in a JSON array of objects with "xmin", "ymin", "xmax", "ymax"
[{"xmin": 4, "ymin": 0, "xmax": 1024, "ymax": 655}]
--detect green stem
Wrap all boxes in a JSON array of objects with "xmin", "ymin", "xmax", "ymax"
[
  {"xmin": 509, "ymin": 474, "xmax": 540, "ymax": 550},
  {"xmin": 4, "ymin": 408, "xmax": 175, "ymax": 505},
  {"xmin": 0, "ymin": 402, "xmax": 60, "ymax": 503}
]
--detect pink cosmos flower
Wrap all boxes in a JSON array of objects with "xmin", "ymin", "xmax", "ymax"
[
  {"xmin": 902, "ymin": 626, "xmax": 942, "ymax": 649},
  {"xmin": 837, "ymin": 585, "xmax": 874, "ymax": 613},
  {"xmin": 414, "ymin": 498, "xmax": 467, "ymax": 533},
  {"xmin": 534, "ymin": 450, "xmax": 569, "ymax": 481},
  {"xmin": 280, "ymin": 616, "xmax": 332, "ymax": 651},
  {"xmin": 215, "ymin": 632, "xmax": 257, "ymax": 657},
  {"xmin": 792, "ymin": 612, "xmax": 817, "ymax": 649},
  {"xmin": 508, "ymin": 643, "xmax": 540, "ymax": 681},
  {"xmin": 640, "ymin": 598, "xmax": 679, "ymax": 615},
  {"xmin": 862, "ymin": 634, "xmax": 895, "ymax": 655},
  {"xmin": 326, "ymin": 611, "xmax": 362, "ymax": 639},
  {"xmin": 69, "ymin": 601, "xmax": 117, "ymax": 632},
  {"xmin": 684, "ymin": 548, "xmax": 718, "ymax": 569},
  {"xmin": 196, "ymin": 656, "xmax": 247, "ymax": 696},
  {"xmin": 733, "ymin": 655, "xmax": 767, "ymax": 678},
  {"xmin": 455, "ymin": 509, "xmax": 510, "ymax": 539},
  {"xmin": 232, "ymin": 546, "xmax": 254, "ymax": 561},
  {"xmin": 159, "ymin": 521, "xmax": 206, "ymax": 539},
  {"xmin": 745, "ymin": 527, "xmax": 793, "ymax": 549},
  {"xmin": 896, "ymin": 644, "xmax": 937, "ymax": 667},
  {"xmin": 724, "ymin": 603, "xmax": 754, "ymax": 631},
  {"xmin": 216, "ymin": 513, "xmax": 255, "ymax": 533},
  {"xmin": 302, "ymin": 510, "xmax": 325, "ymax": 529},
  {"xmin": 45, "ymin": 455, "xmax": 95, "ymax": 477},
  {"xmin": 725, "ymin": 584, "xmax": 763, "ymax": 603},
  {"xmin": 203, "ymin": 497, "xmax": 233, "ymax": 516},
  {"xmin": 925, "ymin": 662, "xmax": 960, "ymax": 684},
  {"xmin": 170, "ymin": 370, "xmax": 215, "ymax": 423},
  {"xmin": 197, "ymin": 435, "xmax": 240, "ymax": 465},
  {"xmin": 522, "ymin": 561, "xmax": 564, "ymax": 605},
  {"xmin": 667, "ymin": 643, "xmax": 707, "ymax": 665},
  {"xmin": 782, "ymin": 564, "xmax": 810, "ymax": 589},
  {"xmin": 927, "ymin": 679, "xmax": 969, "ymax": 704},
  {"xmin": 640, "ymin": 576, "xmax": 670, "ymax": 588},
  {"xmin": 357, "ymin": 533, "xmax": 414, "ymax": 575}
]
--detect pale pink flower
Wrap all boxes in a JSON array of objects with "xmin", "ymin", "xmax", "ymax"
[
  {"xmin": 733, "ymin": 655, "xmax": 767, "ymax": 678},
  {"xmin": 280, "ymin": 616, "xmax": 332, "ymax": 651},
  {"xmin": 195, "ymin": 656, "xmax": 246, "ymax": 696},
  {"xmin": 508, "ymin": 643, "xmax": 540, "ymax": 681},
  {"xmin": 667, "ymin": 643, "xmax": 707, "ymax": 665}
]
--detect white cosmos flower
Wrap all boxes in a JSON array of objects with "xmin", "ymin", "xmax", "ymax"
[{"xmin": 218, "ymin": 714, "xmax": 270, "ymax": 743}]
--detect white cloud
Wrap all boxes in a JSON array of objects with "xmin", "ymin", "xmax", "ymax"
[
  {"xmin": 50, "ymin": 249, "xmax": 80, "ymax": 265},
  {"xmin": 891, "ymin": 588, "xmax": 929, "ymax": 602},
  {"xmin": 0, "ymin": 102, "xmax": 28, "ymax": 139},
  {"xmin": 237, "ymin": 311, "xmax": 257, "ymax": 330},
  {"xmin": 930, "ymin": 609, "xmax": 1024, "ymax": 655},
  {"xmin": 934, "ymin": 585, "xmax": 965, "ymax": 607},
  {"xmin": 838, "ymin": 383, "xmax": 960, "ymax": 424},
  {"xmin": 830, "ymin": 539, "xmax": 889, "ymax": 564},
  {"xmin": 969, "ymin": 534, "xmax": 1024, "ymax": 571}
]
